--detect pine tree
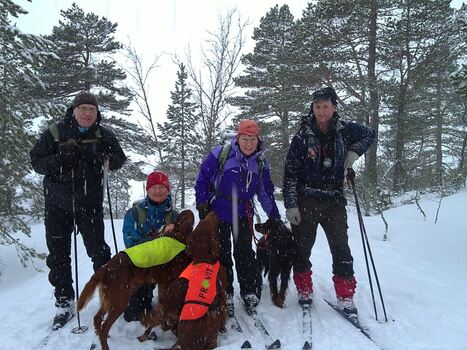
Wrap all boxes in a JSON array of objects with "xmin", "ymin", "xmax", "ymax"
[
  {"xmin": 35, "ymin": 3, "xmax": 152, "ymax": 214},
  {"xmin": 298, "ymin": 0, "xmax": 390, "ymax": 187},
  {"xmin": 39, "ymin": 3, "xmax": 132, "ymax": 110},
  {"xmin": 231, "ymin": 4, "xmax": 312, "ymax": 184},
  {"xmin": 378, "ymin": 0, "xmax": 462, "ymax": 192},
  {"xmin": 0, "ymin": 0, "xmax": 53, "ymax": 265},
  {"xmin": 158, "ymin": 63, "xmax": 198, "ymax": 208}
]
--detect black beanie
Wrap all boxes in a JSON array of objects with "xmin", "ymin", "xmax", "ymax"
[
  {"xmin": 312, "ymin": 87, "xmax": 338, "ymax": 106},
  {"xmin": 73, "ymin": 91, "xmax": 99, "ymax": 109}
]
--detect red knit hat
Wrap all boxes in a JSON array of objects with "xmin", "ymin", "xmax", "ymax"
[
  {"xmin": 146, "ymin": 171, "xmax": 170, "ymax": 191},
  {"xmin": 237, "ymin": 119, "xmax": 260, "ymax": 137}
]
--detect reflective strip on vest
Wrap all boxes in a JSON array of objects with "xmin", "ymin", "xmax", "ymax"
[
  {"xmin": 124, "ymin": 237, "xmax": 186, "ymax": 268},
  {"xmin": 179, "ymin": 261, "xmax": 221, "ymax": 321}
]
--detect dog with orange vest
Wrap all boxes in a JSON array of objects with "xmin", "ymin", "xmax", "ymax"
[{"xmin": 140, "ymin": 211, "xmax": 228, "ymax": 350}]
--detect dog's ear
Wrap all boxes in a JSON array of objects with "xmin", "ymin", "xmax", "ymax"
[
  {"xmin": 205, "ymin": 211, "xmax": 219, "ymax": 230},
  {"xmin": 203, "ymin": 212, "xmax": 220, "ymax": 261},
  {"xmin": 255, "ymin": 222, "xmax": 267, "ymax": 236},
  {"xmin": 267, "ymin": 218, "xmax": 285, "ymax": 230}
]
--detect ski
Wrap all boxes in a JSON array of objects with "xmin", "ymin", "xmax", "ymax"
[
  {"xmin": 237, "ymin": 297, "xmax": 281, "ymax": 349},
  {"xmin": 225, "ymin": 315, "xmax": 252, "ymax": 348},
  {"xmin": 300, "ymin": 303, "xmax": 312, "ymax": 349},
  {"xmin": 324, "ymin": 299, "xmax": 378, "ymax": 346}
]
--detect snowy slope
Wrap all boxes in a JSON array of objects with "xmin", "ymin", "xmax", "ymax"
[{"xmin": 1, "ymin": 190, "xmax": 466, "ymax": 350}]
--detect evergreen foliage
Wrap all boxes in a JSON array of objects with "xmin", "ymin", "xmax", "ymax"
[
  {"xmin": 158, "ymin": 63, "xmax": 198, "ymax": 208},
  {"xmin": 2, "ymin": 0, "xmax": 467, "ymax": 267},
  {"xmin": 0, "ymin": 0, "xmax": 53, "ymax": 265},
  {"xmin": 35, "ymin": 3, "xmax": 151, "ymax": 216},
  {"xmin": 231, "ymin": 4, "xmax": 312, "ymax": 184}
]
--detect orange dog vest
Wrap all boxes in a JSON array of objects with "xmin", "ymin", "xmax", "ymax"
[{"xmin": 179, "ymin": 261, "xmax": 220, "ymax": 321}]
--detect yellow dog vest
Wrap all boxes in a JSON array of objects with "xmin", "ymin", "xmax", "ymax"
[{"xmin": 124, "ymin": 237, "xmax": 186, "ymax": 268}]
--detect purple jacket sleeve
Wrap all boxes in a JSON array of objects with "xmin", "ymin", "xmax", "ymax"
[
  {"xmin": 256, "ymin": 159, "xmax": 280, "ymax": 219},
  {"xmin": 195, "ymin": 147, "xmax": 221, "ymax": 206}
]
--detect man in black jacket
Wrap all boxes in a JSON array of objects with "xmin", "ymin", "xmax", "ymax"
[
  {"xmin": 283, "ymin": 87, "xmax": 375, "ymax": 314},
  {"xmin": 30, "ymin": 91, "xmax": 127, "ymax": 330}
]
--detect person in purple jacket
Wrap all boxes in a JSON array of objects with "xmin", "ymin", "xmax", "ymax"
[{"xmin": 195, "ymin": 119, "xmax": 281, "ymax": 316}]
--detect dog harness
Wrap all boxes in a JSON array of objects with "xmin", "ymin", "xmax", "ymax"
[
  {"xmin": 124, "ymin": 237, "xmax": 186, "ymax": 268},
  {"xmin": 179, "ymin": 261, "xmax": 221, "ymax": 321}
]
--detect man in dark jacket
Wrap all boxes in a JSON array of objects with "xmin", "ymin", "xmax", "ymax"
[
  {"xmin": 30, "ymin": 91, "xmax": 127, "ymax": 330},
  {"xmin": 283, "ymin": 87, "xmax": 375, "ymax": 314}
]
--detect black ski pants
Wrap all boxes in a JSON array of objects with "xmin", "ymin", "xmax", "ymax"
[
  {"xmin": 219, "ymin": 218, "xmax": 261, "ymax": 299},
  {"xmin": 45, "ymin": 203, "xmax": 111, "ymax": 304},
  {"xmin": 123, "ymin": 284, "xmax": 155, "ymax": 322},
  {"xmin": 292, "ymin": 196, "xmax": 354, "ymax": 278}
]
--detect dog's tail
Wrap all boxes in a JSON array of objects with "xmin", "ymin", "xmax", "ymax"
[{"xmin": 76, "ymin": 271, "xmax": 102, "ymax": 311}]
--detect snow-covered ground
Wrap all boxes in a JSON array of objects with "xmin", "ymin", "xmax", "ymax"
[{"xmin": 1, "ymin": 190, "xmax": 466, "ymax": 350}]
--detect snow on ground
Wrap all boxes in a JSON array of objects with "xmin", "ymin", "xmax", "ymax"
[{"xmin": 1, "ymin": 190, "xmax": 466, "ymax": 350}]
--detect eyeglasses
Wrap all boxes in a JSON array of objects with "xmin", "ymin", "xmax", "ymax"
[{"xmin": 77, "ymin": 106, "xmax": 97, "ymax": 113}]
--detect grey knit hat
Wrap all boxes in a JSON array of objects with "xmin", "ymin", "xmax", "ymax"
[{"xmin": 73, "ymin": 91, "xmax": 98, "ymax": 109}]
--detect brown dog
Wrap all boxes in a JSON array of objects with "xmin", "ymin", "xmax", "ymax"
[
  {"xmin": 140, "ymin": 211, "xmax": 228, "ymax": 350},
  {"xmin": 76, "ymin": 210, "xmax": 194, "ymax": 350}
]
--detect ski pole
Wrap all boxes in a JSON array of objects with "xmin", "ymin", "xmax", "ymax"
[
  {"xmin": 106, "ymin": 181, "xmax": 118, "ymax": 254},
  {"xmin": 71, "ymin": 169, "xmax": 88, "ymax": 334},
  {"xmin": 104, "ymin": 159, "xmax": 118, "ymax": 254},
  {"xmin": 347, "ymin": 169, "xmax": 388, "ymax": 322}
]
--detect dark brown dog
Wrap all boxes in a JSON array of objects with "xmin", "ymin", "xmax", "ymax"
[
  {"xmin": 140, "ymin": 211, "xmax": 228, "ymax": 350},
  {"xmin": 256, "ymin": 218, "xmax": 296, "ymax": 308},
  {"xmin": 76, "ymin": 210, "xmax": 194, "ymax": 350}
]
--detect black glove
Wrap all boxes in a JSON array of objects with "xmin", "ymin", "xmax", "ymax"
[
  {"xmin": 196, "ymin": 203, "xmax": 210, "ymax": 220},
  {"xmin": 346, "ymin": 168, "xmax": 356, "ymax": 183},
  {"xmin": 57, "ymin": 141, "xmax": 80, "ymax": 169}
]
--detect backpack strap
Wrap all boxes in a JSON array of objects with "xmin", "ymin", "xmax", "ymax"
[
  {"xmin": 217, "ymin": 143, "xmax": 231, "ymax": 174},
  {"xmin": 164, "ymin": 211, "xmax": 173, "ymax": 225},
  {"xmin": 48, "ymin": 123, "xmax": 60, "ymax": 142},
  {"xmin": 257, "ymin": 154, "xmax": 265, "ymax": 179},
  {"xmin": 133, "ymin": 200, "xmax": 173, "ymax": 230},
  {"xmin": 48, "ymin": 123, "xmax": 101, "ymax": 143},
  {"xmin": 132, "ymin": 200, "xmax": 148, "ymax": 229}
]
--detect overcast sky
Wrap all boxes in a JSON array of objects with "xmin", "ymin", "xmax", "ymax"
[
  {"xmin": 13, "ymin": 0, "xmax": 311, "ymax": 125},
  {"xmin": 13, "ymin": 0, "xmax": 465, "ymax": 126}
]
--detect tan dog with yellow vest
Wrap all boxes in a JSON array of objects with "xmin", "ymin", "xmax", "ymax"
[{"xmin": 77, "ymin": 210, "xmax": 195, "ymax": 350}]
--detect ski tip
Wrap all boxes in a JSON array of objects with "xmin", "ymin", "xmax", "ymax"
[
  {"xmin": 266, "ymin": 339, "xmax": 281, "ymax": 349},
  {"xmin": 241, "ymin": 340, "xmax": 252, "ymax": 348},
  {"xmin": 303, "ymin": 340, "xmax": 312, "ymax": 349}
]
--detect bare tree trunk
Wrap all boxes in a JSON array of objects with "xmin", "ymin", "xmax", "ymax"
[
  {"xmin": 366, "ymin": 0, "xmax": 379, "ymax": 186},
  {"xmin": 393, "ymin": 88, "xmax": 407, "ymax": 192},
  {"xmin": 185, "ymin": 9, "xmax": 247, "ymax": 156},
  {"xmin": 122, "ymin": 45, "xmax": 163, "ymax": 163},
  {"xmin": 435, "ymin": 74, "xmax": 443, "ymax": 187}
]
